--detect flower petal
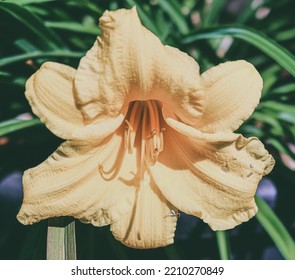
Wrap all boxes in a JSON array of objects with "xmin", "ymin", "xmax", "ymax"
[
  {"xmin": 17, "ymin": 120, "xmax": 136, "ymax": 227},
  {"xmin": 197, "ymin": 60, "xmax": 263, "ymax": 133},
  {"xmin": 26, "ymin": 62, "xmax": 84, "ymax": 139},
  {"xmin": 110, "ymin": 171, "xmax": 178, "ymax": 249},
  {"xmin": 149, "ymin": 124, "xmax": 274, "ymax": 230},
  {"xmin": 74, "ymin": 7, "xmax": 204, "ymax": 126}
]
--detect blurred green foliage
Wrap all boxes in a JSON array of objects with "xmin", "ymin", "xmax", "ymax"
[{"xmin": 0, "ymin": 0, "xmax": 295, "ymax": 260}]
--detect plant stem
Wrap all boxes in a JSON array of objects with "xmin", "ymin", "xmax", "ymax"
[
  {"xmin": 216, "ymin": 230, "xmax": 231, "ymax": 260},
  {"xmin": 47, "ymin": 217, "xmax": 77, "ymax": 260}
]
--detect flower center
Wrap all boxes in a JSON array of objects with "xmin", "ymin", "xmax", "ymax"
[{"xmin": 124, "ymin": 100, "xmax": 164, "ymax": 165}]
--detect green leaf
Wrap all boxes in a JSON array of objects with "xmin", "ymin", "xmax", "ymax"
[
  {"xmin": 275, "ymin": 27, "xmax": 295, "ymax": 41},
  {"xmin": 0, "ymin": 2, "xmax": 62, "ymax": 50},
  {"xmin": 125, "ymin": 0, "xmax": 159, "ymax": 36},
  {"xmin": 251, "ymin": 111, "xmax": 284, "ymax": 131},
  {"xmin": 272, "ymin": 83, "xmax": 295, "ymax": 95},
  {"xmin": 0, "ymin": 71, "xmax": 26, "ymax": 86},
  {"xmin": 45, "ymin": 21, "xmax": 100, "ymax": 35},
  {"xmin": 215, "ymin": 231, "xmax": 231, "ymax": 260},
  {"xmin": 241, "ymin": 124, "xmax": 264, "ymax": 138},
  {"xmin": 154, "ymin": 9, "xmax": 173, "ymax": 43},
  {"xmin": 261, "ymin": 101, "xmax": 295, "ymax": 115},
  {"xmin": 157, "ymin": 0, "xmax": 189, "ymax": 34},
  {"xmin": 255, "ymin": 196, "xmax": 295, "ymax": 260},
  {"xmin": 79, "ymin": 0, "xmax": 103, "ymax": 14},
  {"xmin": 164, "ymin": 245, "xmax": 181, "ymax": 259},
  {"xmin": 182, "ymin": 26, "xmax": 295, "ymax": 77},
  {"xmin": 252, "ymin": 111, "xmax": 284, "ymax": 136},
  {"xmin": 267, "ymin": 138, "xmax": 295, "ymax": 160},
  {"xmin": 5, "ymin": 0, "xmax": 57, "ymax": 4},
  {"xmin": 260, "ymin": 65, "xmax": 281, "ymax": 97},
  {"xmin": 0, "ymin": 50, "xmax": 84, "ymax": 67},
  {"xmin": 289, "ymin": 126, "xmax": 295, "ymax": 142},
  {"xmin": 0, "ymin": 118, "xmax": 42, "ymax": 136},
  {"xmin": 0, "ymin": 71, "xmax": 11, "ymax": 79},
  {"xmin": 14, "ymin": 39, "xmax": 39, "ymax": 52},
  {"xmin": 278, "ymin": 113, "xmax": 295, "ymax": 125},
  {"xmin": 202, "ymin": 0, "xmax": 227, "ymax": 27}
]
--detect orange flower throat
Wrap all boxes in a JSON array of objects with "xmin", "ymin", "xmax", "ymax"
[{"xmin": 124, "ymin": 100, "xmax": 164, "ymax": 165}]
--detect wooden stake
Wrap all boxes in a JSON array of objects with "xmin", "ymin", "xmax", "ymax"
[{"xmin": 47, "ymin": 217, "xmax": 77, "ymax": 260}]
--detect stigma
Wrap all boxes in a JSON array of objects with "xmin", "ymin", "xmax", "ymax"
[{"xmin": 124, "ymin": 100, "xmax": 164, "ymax": 165}]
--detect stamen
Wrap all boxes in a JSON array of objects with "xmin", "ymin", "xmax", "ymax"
[
  {"xmin": 124, "ymin": 102, "xmax": 143, "ymax": 154},
  {"xmin": 129, "ymin": 101, "xmax": 143, "ymax": 132},
  {"xmin": 159, "ymin": 128, "xmax": 165, "ymax": 152},
  {"xmin": 151, "ymin": 101, "xmax": 160, "ymax": 132},
  {"xmin": 146, "ymin": 101, "xmax": 158, "ymax": 133},
  {"xmin": 138, "ymin": 105, "xmax": 148, "ymax": 234},
  {"xmin": 124, "ymin": 100, "xmax": 165, "ymax": 165},
  {"xmin": 124, "ymin": 120, "xmax": 130, "ymax": 148}
]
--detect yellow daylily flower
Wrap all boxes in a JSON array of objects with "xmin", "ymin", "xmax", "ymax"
[{"xmin": 17, "ymin": 7, "xmax": 275, "ymax": 249}]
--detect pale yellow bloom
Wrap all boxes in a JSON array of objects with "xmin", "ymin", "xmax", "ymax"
[{"xmin": 17, "ymin": 7, "xmax": 275, "ymax": 249}]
